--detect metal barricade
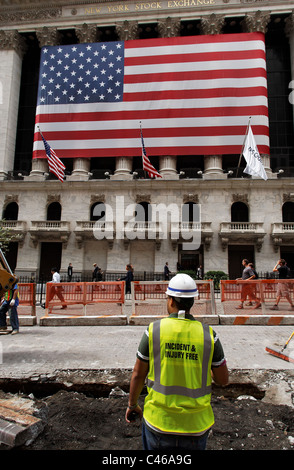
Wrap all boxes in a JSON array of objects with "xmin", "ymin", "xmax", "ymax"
[
  {"xmin": 18, "ymin": 283, "xmax": 36, "ymax": 318},
  {"xmin": 220, "ymin": 279, "xmax": 294, "ymax": 324},
  {"xmin": 129, "ymin": 280, "xmax": 216, "ymax": 325},
  {"xmin": 44, "ymin": 281, "xmax": 125, "ymax": 317}
]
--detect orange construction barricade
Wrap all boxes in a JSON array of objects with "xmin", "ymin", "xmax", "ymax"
[
  {"xmin": 129, "ymin": 280, "xmax": 216, "ymax": 325},
  {"xmin": 44, "ymin": 281, "xmax": 125, "ymax": 317}
]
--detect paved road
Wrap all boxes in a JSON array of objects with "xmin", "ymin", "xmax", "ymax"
[{"xmin": 0, "ymin": 321, "xmax": 293, "ymax": 380}]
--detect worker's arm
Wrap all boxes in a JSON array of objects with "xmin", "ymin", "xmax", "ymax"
[
  {"xmin": 125, "ymin": 357, "xmax": 149, "ymax": 423},
  {"xmin": 211, "ymin": 363, "xmax": 229, "ymax": 386}
]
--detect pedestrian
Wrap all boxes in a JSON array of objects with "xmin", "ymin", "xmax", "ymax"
[
  {"xmin": 271, "ymin": 259, "xmax": 294, "ymax": 310},
  {"xmin": 164, "ymin": 262, "xmax": 170, "ymax": 280},
  {"xmin": 125, "ymin": 273, "xmax": 229, "ymax": 451},
  {"xmin": 42, "ymin": 268, "xmax": 67, "ymax": 309},
  {"xmin": 246, "ymin": 263, "xmax": 259, "ymax": 306},
  {"xmin": 196, "ymin": 265, "xmax": 203, "ymax": 280},
  {"xmin": 92, "ymin": 263, "xmax": 99, "ymax": 281},
  {"xmin": 0, "ymin": 281, "xmax": 20, "ymax": 335},
  {"xmin": 118, "ymin": 264, "xmax": 134, "ymax": 294},
  {"xmin": 236, "ymin": 259, "xmax": 261, "ymax": 309},
  {"xmin": 67, "ymin": 263, "xmax": 73, "ymax": 282}
]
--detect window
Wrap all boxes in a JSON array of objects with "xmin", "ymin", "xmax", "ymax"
[
  {"xmin": 47, "ymin": 202, "xmax": 61, "ymax": 221},
  {"xmin": 231, "ymin": 202, "xmax": 249, "ymax": 222},
  {"xmin": 90, "ymin": 202, "xmax": 106, "ymax": 221},
  {"xmin": 2, "ymin": 202, "xmax": 19, "ymax": 220},
  {"xmin": 282, "ymin": 202, "xmax": 294, "ymax": 222}
]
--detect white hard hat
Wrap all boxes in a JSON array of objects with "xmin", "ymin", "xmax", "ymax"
[{"xmin": 166, "ymin": 273, "xmax": 198, "ymax": 298}]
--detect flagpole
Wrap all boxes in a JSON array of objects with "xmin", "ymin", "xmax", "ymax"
[
  {"xmin": 140, "ymin": 121, "xmax": 148, "ymax": 179},
  {"xmin": 236, "ymin": 116, "xmax": 251, "ymax": 178}
]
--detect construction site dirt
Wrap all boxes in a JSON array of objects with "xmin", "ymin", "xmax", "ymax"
[
  {"xmin": 1, "ymin": 324, "xmax": 294, "ymax": 452},
  {"xmin": 1, "ymin": 368, "xmax": 292, "ymax": 452}
]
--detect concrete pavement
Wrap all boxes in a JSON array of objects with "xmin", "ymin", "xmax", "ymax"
[{"xmin": 0, "ymin": 308, "xmax": 293, "ymax": 379}]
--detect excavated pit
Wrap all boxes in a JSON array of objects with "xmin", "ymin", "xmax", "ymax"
[{"xmin": 1, "ymin": 368, "xmax": 294, "ymax": 451}]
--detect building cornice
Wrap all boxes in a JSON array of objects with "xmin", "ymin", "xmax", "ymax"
[{"xmin": 0, "ymin": 0, "xmax": 293, "ymax": 30}]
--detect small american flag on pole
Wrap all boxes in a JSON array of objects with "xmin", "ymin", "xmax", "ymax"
[
  {"xmin": 140, "ymin": 123, "xmax": 162, "ymax": 178},
  {"xmin": 39, "ymin": 128, "xmax": 65, "ymax": 182}
]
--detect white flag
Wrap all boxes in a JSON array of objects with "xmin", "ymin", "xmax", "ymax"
[{"xmin": 243, "ymin": 125, "xmax": 268, "ymax": 180}]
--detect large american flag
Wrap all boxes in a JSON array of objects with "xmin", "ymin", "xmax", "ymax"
[{"xmin": 33, "ymin": 33, "xmax": 269, "ymax": 159}]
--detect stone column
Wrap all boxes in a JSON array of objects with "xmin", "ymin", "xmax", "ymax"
[
  {"xmin": 286, "ymin": 12, "xmax": 294, "ymax": 134},
  {"xmin": 157, "ymin": 18, "xmax": 181, "ymax": 179},
  {"xmin": 0, "ymin": 30, "xmax": 26, "ymax": 180},
  {"xmin": 200, "ymin": 14, "xmax": 225, "ymax": 178},
  {"xmin": 70, "ymin": 158, "xmax": 91, "ymax": 180},
  {"xmin": 27, "ymin": 27, "xmax": 62, "ymax": 180},
  {"xmin": 111, "ymin": 157, "xmax": 133, "ymax": 180},
  {"xmin": 203, "ymin": 155, "xmax": 226, "ymax": 180},
  {"xmin": 159, "ymin": 156, "xmax": 178, "ymax": 179},
  {"xmin": 242, "ymin": 11, "xmax": 273, "ymax": 178},
  {"xmin": 111, "ymin": 21, "xmax": 140, "ymax": 180}
]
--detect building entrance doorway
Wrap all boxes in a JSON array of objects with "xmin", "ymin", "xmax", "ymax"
[
  {"xmin": 39, "ymin": 242, "xmax": 62, "ymax": 280},
  {"xmin": 228, "ymin": 245, "xmax": 255, "ymax": 280},
  {"xmin": 178, "ymin": 245, "xmax": 203, "ymax": 273},
  {"xmin": 280, "ymin": 246, "xmax": 294, "ymax": 277}
]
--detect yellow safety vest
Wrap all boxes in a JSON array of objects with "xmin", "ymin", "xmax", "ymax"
[{"xmin": 143, "ymin": 316, "xmax": 215, "ymax": 436}]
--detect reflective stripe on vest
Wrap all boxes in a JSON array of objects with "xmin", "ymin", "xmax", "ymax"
[{"xmin": 147, "ymin": 320, "xmax": 212, "ymax": 399}]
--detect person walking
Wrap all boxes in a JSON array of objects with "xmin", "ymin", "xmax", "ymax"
[
  {"xmin": 92, "ymin": 263, "xmax": 99, "ymax": 281},
  {"xmin": 42, "ymin": 268, "xmax": 67, "ymax": 309},
  {"xmin": 164, "ymin": 262, "xmax": 171, "ymax": 280},
  {"xmin": 0, "ymin": 281, "xmax": 20, "ymax": 335},
  {"xmin": 271, "ymin": 259, "xmax": 294, "ymax": 310},
  {"xmin": 125, "ymin": 273, "xmax": 229, "ymax": 451},
  {"xmin": 236, "ymin": 259, "xmax": 261, "ymax": 309},
  {"xmin": 67, "ymin": 263, "xmax": 73, "ymax": 282},
  {"xmin": 118, "ymin": 264, "xmax": 134, "ymax": 294}
]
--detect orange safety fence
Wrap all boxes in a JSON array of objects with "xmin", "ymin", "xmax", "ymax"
[
  {"xmin": 131, "ymin": 280, "xmax": 216, "ymax": 318},
  {"xmin": 220, "ymin": 279, "xmax": 294, "ymax": 316},
  {"xmin": 17, "ymin": 283, "xmax": 36, "ymax": 316},
  {"xmin": 44, "ymin": 281, "xmax": 125, "ymax": 316}
]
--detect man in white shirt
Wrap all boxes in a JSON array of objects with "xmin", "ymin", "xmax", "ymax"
[{"xmin": 42, "ymin": 268, "xmax": 67, "ymax": 309}]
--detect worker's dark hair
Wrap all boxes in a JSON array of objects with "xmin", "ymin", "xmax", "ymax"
[
  {"xmin": 169, "ymin": 296, "xmax": 194, "ymax": 312},
  {"xmin": 51, "ymin": 267, "xmax": 57, "ymax": 272}
]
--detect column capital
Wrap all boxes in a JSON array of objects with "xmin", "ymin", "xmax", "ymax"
[
  {"xmin": 75, "ymin": 23, "xmax": 97, "ymax": 43},
  {"xmin": 157, "ymin": 17, "xmax": 181, "ymax": 38},
  {"xmin": 115, "ymin": 20, "xmax": 139, "ymax": 41},
  {"xmin": 36, "ymin": 26, "xmax": 61, "ymax": 47},
  {"xmin": 0, "ymin": 29, "xmax": 27, "ymax": 57},
  {"xmin": 285, "ymin": 11, "xmax": 294, "ymax": 38},
  {"xmin": 200, "ymin": 14, "xmax": 225, "ymax": 35},
  {"xmin": 241, "ymin": 10, "xmax": 270, "ymax": 34}
]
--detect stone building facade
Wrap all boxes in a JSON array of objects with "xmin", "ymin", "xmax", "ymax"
[{"xmin": 0, "ymin": 0, "xmax": 294, "ymax": 280}]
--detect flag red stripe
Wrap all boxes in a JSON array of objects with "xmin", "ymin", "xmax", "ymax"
[
  {"xmin": 33, "ymin": 144, "xmax": 270, "ymax": 159},
  {"xmin": 123, "ymin": 87, "xmax": 267, "ymax": 102},
  {"xmin": 124, "ymin": 68, "xmax": 267, "ymax": 84},
  {"xmin": 125, "ymin": 49, "xmax": 265, "ymax": 67},
  {"xmin": 35, "ymin": 105, "xmax": 268, "ymax": 124},
  {"xmin": 33, "ymin": 125, "xmax": 269, "ymax": 142},
  {"xmin": 125, "ymin": 32, "xmax": 265, "ymax": 49}
]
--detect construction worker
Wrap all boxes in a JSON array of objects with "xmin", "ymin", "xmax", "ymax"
[{"xmin": 125, "ymin": 273, "xmax": 229, "ymax": 450}]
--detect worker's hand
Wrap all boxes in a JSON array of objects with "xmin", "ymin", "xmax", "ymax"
[
  {"xmin": 10, "ymin": 299, "xmax": 15, "ymax": 306},
  {"xmin": 125, "ymin": 404, "xmax": 143, "ymax": 423}
]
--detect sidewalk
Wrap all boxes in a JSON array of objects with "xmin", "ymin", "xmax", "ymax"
[{"xmin": 0, "ymin": 307, "xmax": 293, "ymax": 381}]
